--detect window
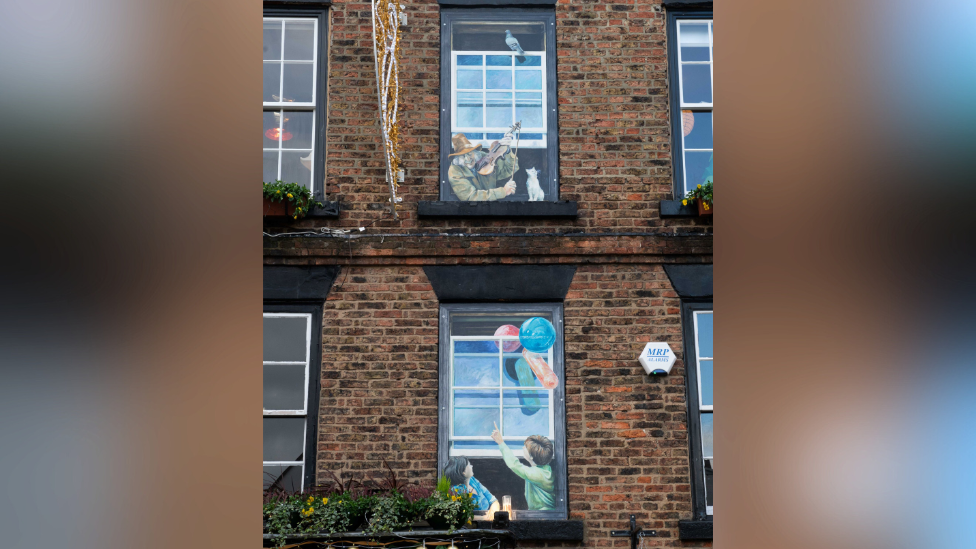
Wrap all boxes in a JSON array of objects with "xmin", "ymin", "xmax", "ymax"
[
  {"xmin": 263, "ymin": 312, "xmax": 318, "ymax": 492},
  {"xmin": 438, "ymin": 304, "xmax": 567, "ymax": 520},
  {"xmin": 668, "ymin": 14, "xmax": 713, "ymax": 197},
  {"xmin": 263, "ymin": 8, "xmax": 328, "ymax": 203},
  {"xmin": 682, "ymin": 303, "xmax": 713, "ymax": 518},
  {"xmin": 439, "ymin": 10, "xmax": 558, "ymax": 202}
]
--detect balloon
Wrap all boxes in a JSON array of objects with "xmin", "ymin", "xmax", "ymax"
[
  {"xmin": 493, "ymin": 324, "xmax": 522, "ymax": 352},
  {"xmin": 518, "ymin": 317, "xmax": 555, "ymax": 353},
  {"xmin": 522, "ymin": 350, "xmax": 559, "ymax": 390}
]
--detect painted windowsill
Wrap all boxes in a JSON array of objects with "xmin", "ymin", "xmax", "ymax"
[
  {"xmin": 678, "ymin": 519, "xmax": 712, "ymax": 540},
  {"xmin": 659, "ymin": 199, "xmax": 703, "ymax": 218},
  {"xmin": 417, "ymin": 201, "xmax": 578, "ymax": 218}
]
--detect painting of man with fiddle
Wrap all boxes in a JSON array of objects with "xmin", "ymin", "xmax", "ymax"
[{"xmin": 447, "ymin": 125, "xmax": 519, "ymax": 201}]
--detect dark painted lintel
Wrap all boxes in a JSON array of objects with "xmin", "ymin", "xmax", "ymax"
[
  {"xmin": 662, "ymin": 0, "xmax": 712, "ymax": 9},
  {"xmin": 678, "ymin": 519, "xmax": 712, "ymax": 540},
  {"xmin": 264, "ymin": 0, "xmax": 331, "ymax": 6},
  {"xmin": 660, "ymin": 199, "xmax": 701, "ymax": 217},
  {"xmin": 663, "ymin": 264, "xmax": 712, "ymax": 298},
  {"xmin": 438, "ymin": 0, "xmax": 555, "ymax": 5},
  {"xmin": 264, "ymin": 265, "xmax": 340, "ymax": 301},
  {"xmin": 424, "ymin": 265, "xmax": 576, "ymax": 301},
  {"xmin": 418, "ymin": 201, "xmax": 577, "ymax": 218}
]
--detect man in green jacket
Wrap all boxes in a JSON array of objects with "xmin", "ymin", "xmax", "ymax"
[
  {"xmin": 491, "ymin": 423, "xmax": 555, "ymax": 511},
  {"xmin": 448, "ymin": 133, "xmax": 518, "ymax": 201}
]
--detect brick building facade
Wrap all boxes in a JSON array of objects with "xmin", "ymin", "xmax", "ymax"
[{"xmin": 264, "ymin": 0, "xmax": 714, "ymax": 545}]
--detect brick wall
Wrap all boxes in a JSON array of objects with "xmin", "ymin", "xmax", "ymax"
[{"xmin": 315, "ymin": 264, "xmax": 710, "ymax": 548}]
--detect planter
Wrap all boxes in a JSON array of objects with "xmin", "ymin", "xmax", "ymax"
[
  {"xmin": 264, "ymin": 197, "xmax": 295, "ymax": 217},
  {"xmin": 424, "ymin": 515, "xmax": 454, "ymax": 531},
  {"xmin": 696, "ymin": 200, "xmax": 713, "ymax": 216}
]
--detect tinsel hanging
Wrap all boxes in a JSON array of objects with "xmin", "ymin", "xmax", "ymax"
[{"xmin": 371, "ymin": 0, "xmax": 404, "ymax": 218}]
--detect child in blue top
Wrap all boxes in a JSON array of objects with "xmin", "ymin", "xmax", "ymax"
[{"xmin": 444, "ymin": 457, "xmax": 500, "ymax": 514}]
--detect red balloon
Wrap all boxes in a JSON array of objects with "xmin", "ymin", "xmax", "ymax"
[
  {"xmin": 522, "ymin": 350, "xmax": 559, "ymax": 390},
  {"xmin": 494, "ymin": 324, "xmax": 522, "ymax": 352}
]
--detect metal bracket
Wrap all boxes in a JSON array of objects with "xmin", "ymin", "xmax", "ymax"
[{"xmin": 610, "ymin": 515, "xmax": 657, "ymax": 549}]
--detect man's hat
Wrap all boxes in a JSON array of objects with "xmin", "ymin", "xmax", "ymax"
[{"xmin": 449, "ymin": 133, "xmax": 482, "ymax": 157}]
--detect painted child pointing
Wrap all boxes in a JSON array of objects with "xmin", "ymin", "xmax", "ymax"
[{"xmin": 491, "ymin": 422, "xmax": 556, "ymax": 511}]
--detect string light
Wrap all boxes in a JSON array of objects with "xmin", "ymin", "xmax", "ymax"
[{"xmin": 371, "ymin": 0, "xmax": 404, "ymax": 218}]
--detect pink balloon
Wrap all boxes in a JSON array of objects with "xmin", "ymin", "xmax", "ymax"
[{"xmin": 493, "ymin": 324, "xmax": 522, "ymax": 352}]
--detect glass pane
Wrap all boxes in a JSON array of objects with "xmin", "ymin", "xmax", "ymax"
[
  {"xmin": 457, "ymin": 69, "xmax": 483, "ymax": 89},
  {"xmin": 681, "ymin": 64, "xmax": 712, "ymax": 104},
  {"xmin": 264, "ymin": 364, "xmax": 306, "ymax": 411},
  {"xmin": 683, "ymin": 151, "xmax": 713, "ymax": 191},
  {"xmin": 486, "ymin": 92, "xmax": 513, "ymax": 127},
  {"xmin": 454, "ymin": 389, "xmax": 498, "ymax": 408},
  {"xmin": 681, "ymin": 46, "xmax": 710, "ymax": 62},
  {"xmin": 515, "ymin": 92, "xmax": 543, "ymax": 128},
  {"xmin": 284, "ymin": 20, "xmax": 315, "ymax": 61},
  {"xmin": 450, "ymin": 312, "xmax": 552, "ymax": 337},
  {"xmin": 453, "ymin": 355, "xmax": 499, "ymax": 387},
  {"xmin": 264, "ymin": 417, "xmax": 306, "ymax": 462},
  {"xmin": 515, "ymin": 56, "xmax": 541, "ymax": 67},
  {"xmin": 264, "ymin": 464, "xmax": 303, "ymax": 493},
  {"xmin": 264, "ymin": 316, "xmax": 308, "ymax": 362},
  {"xmin": 679, "ymin": 23, "xmax": 710, "ymax": 47},
  {"xmin": 515, "ymin": 70, "xmax": 542, "ymax": 90},
  {"xmin": 502, "ymin": 404, "xmax": 549, "ymax": 436},
  {"xmin": 453, "ymin": 340, "xmax": 497, "ymax": 353},
  {"xmin": 487, "ymin": 55, "xmax": 511, "ymax": 66},
  {"xmin": 700, "ymin": 413, "xmax": 713, "ymax": 458},
  {"xmin": 457, "ymin": 55, "xmax": 483, "ymax": 66},
  {"xmin": 457, "ymin": 92, "xmax": 483, "ymax": 128},
  {"xmin": 263, "ymin": 62, "xmax": 281, "ymax": 102},
  {"xmin": 281, "ymin": 151, "xmax": 313, "ymax": 189},
  {"xmin": 263, "ymin": 151, "xmax": 279, "ymax": 182},
  {"xmin": 454, "ymin": 408, "xmax": 500, "ymax": 437},
  {"xmin": 282, "ymin": 63, "xmax": 314, "ymax": 103},
  {"xmin": 486, "ymin": 70, "xmax": 512, "ymax": 90},
  {"xmin": 699, "ymin": 359, "xmax": 713, "ymax": 407},
  {"xmin": 451, "ymin": 22, "xmax": 545, "ymax": 52},
  {"xmin": 280, "ymin": 111, "xmax": 313, "ymax": 150},
  {"xmin": 503, "ymin": 389, "xmax": 549, "ymax": 407},
  {"xmin": 683, "ymin": 111, "xmax": 712, "ymax": 150},
  {"xmin": 263, "ymin": 21, "xmax": 282, "ymax": 61},
  {"xmin": 502, "ymin": 356, "xmax": 542, "ymax": 387},
  {"xmin": 264, "ymin": 111, "xmax": 281, "ymax": 148},
  {"xmin": 696, "ymin": 312, "xmax": 713, "ymax": 357}
]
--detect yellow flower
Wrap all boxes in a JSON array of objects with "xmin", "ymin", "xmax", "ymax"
[
  {"xmin": 697, "ymin": 184, "xmax": 702, "ymax": 189},
  {"xmin": 307, "ymin": 496, "xmax": 315, "ymax": 504},
  {"xmin": 703, "ymin": 203, "xmax": 710, "ymax": 210},
  {"xmin": 287, "ymin": 193, "xmax": 294, "ymax": 199},
  {"xmin": 276, "ymin": 190, "xmax": 281, "ymax": 194},
  {"xmin": 681, "ymin": 199, "xmax": 687, "ymax": 206},
  {"xmin": 323, "ymin": 498, "xmax": 329, "ymax": 505}
]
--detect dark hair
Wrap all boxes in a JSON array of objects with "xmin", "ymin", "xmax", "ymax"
[
  {"xmin": 524, "ymin": 435, "xmax": 554, "ymax": 466},
  {"xmin": 443, "ymin": 456, "xmax": 469, "ymax": 486}
]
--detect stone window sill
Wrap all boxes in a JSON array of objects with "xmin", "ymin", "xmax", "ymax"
[
  {"xmin": 417, "ymin": 201, "xmax": 578, "ymax": 218},
  {"xmin": 472, "ymin": 520, "xmax": 584, "ymax": 541},
  {"xmin": 678, "ymin": 519, "xmax": 712, "ymax": 540},
  {"xmin": 659, "ymin": 199, "xmax": 702, "ymax": 217}
]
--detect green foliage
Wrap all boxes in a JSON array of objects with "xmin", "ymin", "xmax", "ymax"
[
  {"xmin": 263, "ymin": 180, "xmax": 323, "ymax": 220},
  {"xmin": 435, "ymin": 474, "xmax": 452, "ymax": 497},
  {"xmin": 683, "ymin": 181, "xmax": 713, "ymax": 209},
  {"xmin": 365, "ymin": 492, "xmax": 413, "ymax": 534},
  {"xmin": 422, "ymin": 487, "xmax": 475, "ymax": 533}
]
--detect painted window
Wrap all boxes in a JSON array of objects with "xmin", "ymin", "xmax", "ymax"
[
  {"xmin": 670, "ymin": 16, "xmax": 714, "ymax": 197},
  {"xmin": 263, "ymin": 10, "xmax": 327, "ymax": 202},
  {"xmin": 263, "ymin": 312, "xmax": 312, "ymax": 492},
  {"xmin": 439, "ymin": 304, "xmax": 567, "ymax": 520},
  {"xmin": 693, "ymin": 310, "xmax": 714, "ymax": 514},
  {"xmin": 440, "ymin": 11, "xmax": 558, "ymax": 202}
]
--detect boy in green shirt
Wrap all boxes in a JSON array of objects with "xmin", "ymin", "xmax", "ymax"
[{"xmin": 490, "ymin": 423, "xmax": 556, "ymax": 511}]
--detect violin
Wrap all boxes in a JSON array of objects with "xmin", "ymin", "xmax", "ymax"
[{"xmin": 474, "ymin": 121, "xmax": 521, "ymax": 176}]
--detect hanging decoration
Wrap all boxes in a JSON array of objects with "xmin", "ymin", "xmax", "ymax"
[{"xmin": 371, "ymin": 0, "xmax": 404, "ymax": 218}]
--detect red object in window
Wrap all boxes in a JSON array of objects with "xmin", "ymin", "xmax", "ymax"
[{"xmin": 265, "ymin": 127, "xmax": 293, "ymax": 141}]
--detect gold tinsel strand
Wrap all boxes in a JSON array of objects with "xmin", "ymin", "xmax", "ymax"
[{"xmin": 371, "ymin": 0, "xmax": 404, "ymax": 215}]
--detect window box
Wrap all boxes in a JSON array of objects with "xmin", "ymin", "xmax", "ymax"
[
  {"xmin": 264, "ymin": 196, "xmax": 295, "ymax": 218},
  {"xmin": 696, "ymin": 199, "xmax": 713, "ymax": 216}
]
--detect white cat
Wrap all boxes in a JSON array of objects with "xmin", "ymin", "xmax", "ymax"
[{"xmin": 525, "ymin": 167, "xmax": 544, "ymax": 201}]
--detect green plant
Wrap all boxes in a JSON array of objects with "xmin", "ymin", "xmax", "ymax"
[
  {"xmin": 263, "ymin": 180, "xmax": 323, "ymax": 220},
  {"xmin": 365, "ymin": 492, "xmax": 413, "ymax": 534},
  {"xmin": 421, "ymin": 476, "xmax": 475, "ymax": 533},
  {"xmin": 682, "ymin": 181, "xmax": 713, "ymax": 210}
]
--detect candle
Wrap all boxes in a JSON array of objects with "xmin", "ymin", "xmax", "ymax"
[{"xmin": 502, "ymin": 495, "xmax": 513, "ymax": 520}]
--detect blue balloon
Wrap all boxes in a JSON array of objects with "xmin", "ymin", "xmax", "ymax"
[{"xmin": 519, "ymin": 317, "xmax": 556, "ymax": 353}]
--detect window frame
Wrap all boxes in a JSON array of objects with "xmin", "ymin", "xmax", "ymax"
[
  {"xmin": 667, "ymin": 9, "xmax": 713, "ymax": 199},
  {"xmin": 437, "ymin": 302, "xmax": 568, "ymax": 520},
  {"xmin": 681, "ymin": 300, "xmax": 713, "ymax": 520},
  {"xmin": 263, "ymin": 303, "xmax": 324, "ymax": 492},
  {"xmin": 438, "ymin": 9, "xmax": 559, "ymax": 202},
  {"xmin": 263, "ymin": 6, "xmax": 329, "ymax": 205}
]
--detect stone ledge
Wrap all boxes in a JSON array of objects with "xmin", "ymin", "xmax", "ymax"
[
  {"xmin": 659, "ymin": 199, "xmax": 700, "ymax": 217},
  {"xmin": 678, "ymin": 519, "xmax": 712, "ymax": 540},
  {"xmin": 417, "ymin": 201, "xmax": 578, "ymax": 218},
  {"xmin": 471, "ymin": 520, "xmax": 585, "ymax": 541}
]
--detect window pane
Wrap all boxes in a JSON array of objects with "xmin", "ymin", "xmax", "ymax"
[
  {"xmin": 282, "ymin": 63, "xmax": 314, "ymax": 103},
  {"xmin": 263, "ymin": 417, "xmax": 306, "ymax": 462},
  {"xmin": 457, "ymin": 55, "xmax": 483, "ymax": 66},
  {"xmin": 280, "ymin": 111, "xmax": 313, "ymax": 150},
  {"xmin": 263, "ymin": 316, "xmax": 308, "ymax": 362},
  {"xmin": 486, "ymin": 70, "xmax": 512, "ymax": 90},
  {"xmin": 681, "ymin": 46, "xmax": 710, "ymax": 62},
  {"xmin": 699, "ymin": 359, "xmax": 713, "ymax": 407},
  {"xmin": 281, "ymin": 151, "xmax": 313, "ymax": 189},
  {"xmin": 263, "ymin": 63, "xmax": 281, "ymax": 102},
  {"xmin": 264, "ymin": 364, "xmax": 306, "ymax": 411},
  {"xmin": 502, "ymin": 356, "xmax": 542, "ymax": 387},
  {"xmin": 681, "ymin": 64, "xmax": 712, "ymax": 104},
  {"xmin": 683, "ymin": 111, "xmax": 712, "ymax": 150},
  {"xmin": 515, "ymin": 55, "xmax": 541, "ymax": 67},
  {"xmin": 502, "ymin": 405, "xmax": 549, "ymax": 436},
  {"xmin": 264, "ymin": 111, "xmax": 281, "ymax": 148},
  {"xmin": 502, "ymin": 389, "xmax": 549, "ymax": 407},
  {"xmin": 683, "ymin": 151, "xmax": 713, "ymax": 192},
  {"xmin": 486, "ymin": 92, "xmax": 513, "ymax": 127},
  {"xmin": 263, "ymin": 151, "xmax": 279, "ymax": 182},
  {"xmin": 453, "ymin": 354, "xmax": 499, "ymax": 387},
  {"xmin": 515, "ymin": 92, "xmax": 543, "ymax": 128},
  {"xmin": 451, "ymin": 22, "xmax": 545, "ymax": 52},
  {"xmin": 263, "ymin": 21, "xmax": 282, "ymax": 61},
  {"xmin": 679, "ymin": 23, "xmax": 710, "ymax": 47},
  {"xmin": 450, "ymin": 313, "xmax": 552, "ymax": 337},
  {"xmin": 454, "ymin": 389, "xmax": 498, "ymax": 408},
  {"xmin": 487, "ymin": 55, "xmax": 511, "ymax": 66},
  {"xmin": 454, "ymin": 340, "xmax": 497, "ymax": 353},
  {"xmin": 283, "ymin": 20, "xmax": 315, "ymax": 61},
  {"xmin": 457, "ymin": 92, "xmax": 483, "ymax": 128},
  {"xmin": 515, "ymin": 71, "xmax": 542, "ymax": 90},
  {"xmin": 454, "ymin": 408, "xmax": 500, "ymax": 437},
  {"xmin": 457, "ymin": 70, "xmax": 483, "ymax": 89},
  {"xmin": 696, "ymin": 312, "xmax": 713, "ymax": 357},
  {"xmin": 700, "ymin": 412, "xmax": 713, "ymax": 458},
  {"xmin": 264, "ymin": 464, "xmax": 303, "ymax": 492}
]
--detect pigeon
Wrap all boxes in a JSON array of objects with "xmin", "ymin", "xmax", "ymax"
[{"xmin": 504, "ymin": 30, "xmax": 526, "ymax": 63}]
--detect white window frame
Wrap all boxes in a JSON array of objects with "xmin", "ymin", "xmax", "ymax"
[
  {"xmin": 692, "ymin": 309, "xmax": 713, "ymax": 515},
  {"xmin": 676, "ymin": 19, "xmax": 713, "ymax": 195},
  {"xmin": 450, "ymin": 50, "xmax": 548, "ymax": 150},
  {"xmin": 263, "ymin": 16, "xmax": 319, "ymax": 195},
  {"xmin": 263, "ymin": 312, "xmax": 312, "ymax": 492},
  {"xmin": 448, "ymin": 334, "xmax": 556, "ymax": 458}
]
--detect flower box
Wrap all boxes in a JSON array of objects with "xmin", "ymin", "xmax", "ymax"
[
  {"xmin": 696, "ymin": 200, "xmax": 713, "ymax": 216},
  {"xmin": 263, "ymin": 197, "xmax": 294, "ymax": 217}
]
